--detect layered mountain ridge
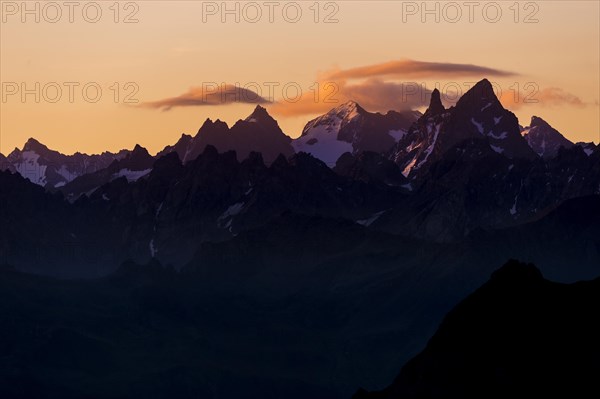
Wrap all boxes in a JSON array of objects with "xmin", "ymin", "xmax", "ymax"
[
  {"xmin": 2, "ymin": 79, "xmax": 595, "ymax": 192},
  {"xmin": 2, "ymin": 79, "xmax": 599, "ymax": 256},
  {"xmin": 0, "ymin": 78, "xmax": 599, "ymax": 399}
]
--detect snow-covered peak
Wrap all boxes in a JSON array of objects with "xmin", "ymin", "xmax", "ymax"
[
  {"xmin": 301, "ymin": 101, "xmax": 365, "ymax": 136},
  {"xmin": 295, "ymin": 103, "xmax": 363, "ymax": 160},
  {"xmin": 330, "ymin": 100, "xmax": 364, "ymax": 119},
  {"xmin": 295, "ymin": 101, "xmax": 420, "ymax": 166},
  {"xmin": 13, "ymin": 150, "xmax": 48, "ymax": 185}
]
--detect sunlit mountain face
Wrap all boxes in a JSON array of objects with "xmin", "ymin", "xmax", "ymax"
[{"xmin": 1, "ymin": 2, "xmax": 599, "ymax": 398}]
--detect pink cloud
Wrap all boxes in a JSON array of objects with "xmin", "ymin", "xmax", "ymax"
[
  {"xmin": 325, "ymin": 59, "xmax": 515, "ymax": 80},
  {"xmin": 140, "ymin": 84, "xmax": 271, "ymax": 111}
]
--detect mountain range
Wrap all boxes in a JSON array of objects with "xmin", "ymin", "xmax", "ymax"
[
  {"xmin": 3, "ymin": 138, "xmax": 129, "ymax": 189},
  {"xmin": 1, "ymin": 78, "xmax": 599, "ymax": 398},
  {"xmin": 2, "ymin": 78, "xmax": 599, "ymax": 270},
  {"xmin": 2, "ymin": 80, "xmax": 596, "ymax": 193},
  {"xmin": 157, "ymin": 105, "xmax": 295, "ymax": 165}
]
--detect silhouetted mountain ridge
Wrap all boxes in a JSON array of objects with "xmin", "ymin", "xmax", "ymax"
[{"xmin": 354, "ymin": 260, "xmax": 600, "ymax": 398}]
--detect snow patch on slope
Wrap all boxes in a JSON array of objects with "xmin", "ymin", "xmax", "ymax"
[
  {"xmin": 56, "ymin": 165, "xmax": 78, "ymax": 182},
  {"xmin": 415, "ymin": 124, "xmax": 441, "ymax": 170},
  {"xmin": 490, "ymin": 145, "xmax": 504, "ymax": 154},
  {"xmin": 293, "ymin": 123, "xmax": 353, "ymax": 166},
  {"xmin": 388, "ymin": 129, "xmax": 407, "ymax": 142},
  {"xmin": 15, "ymin": 151, "xmax": 47, "ymax": 186},
  {"xmin": 149, "ymin": 239, "xmax": 157, "ymax": 257},
  {"xmin": 471, "ymin": 118, "xmax": 484, "ymax": 134},
  {"xmin": 218, "ymin": 202, "xmax": 245, "ymax": 226},
  {"xmin": 488, "ymin": 131, "xmax": 508, "ymax": 140},
  {"xmin": 112, "ymin": 168, "xmax": 151, "ymax": 182},
  {"xmin": 356, "ymin": 210, "xmax": 386, "ymax": 227}
]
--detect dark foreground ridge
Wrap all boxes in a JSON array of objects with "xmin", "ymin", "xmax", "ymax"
[{"xmin": 353, "ymin": 260, "xmax": 600, "ymax": 399}]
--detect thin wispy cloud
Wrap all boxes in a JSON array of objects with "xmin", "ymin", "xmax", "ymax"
[
  {"xmin": 324, "ymin": 59, "xmax": 516, "ymax": 80},
  {"xmin": 141, "ymin": 85, "xmax": 271, "ymax": 111},
  {"xmin": 141, "ymin": 60, "xmax": 589, "ymax": 118},
  {"xmin": 500, "ymin": 87, "xmax": 589, "ymax": 110}
]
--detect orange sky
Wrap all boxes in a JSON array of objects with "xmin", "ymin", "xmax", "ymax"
[{"xmin": 1, "ymin": 0, "xmax": 599, "ymax": 155}]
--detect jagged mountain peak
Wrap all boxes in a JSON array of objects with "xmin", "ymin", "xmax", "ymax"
[
  {"xmin": 522, "ymin": 116, "xmax": 574, "ymax": 158},
  {"xmin": 155, "ymin": 134, "xmax": 194, "ymax": 162},
  {"xmin": 19, "ymin": 138, "xmax": 58, "ymax": 157},
  {"xmin": 132, "ymin": 144, "xmax": 148, "ymax": 154},
  {"xmin": 245, "ymin": 104, "xmax": 273, "ymax": 122},
  {"xmin": 490, "ymin": 259, "xmax": 544, "ymax": 284},
  {"xmin": 165, "ymin": 107, "xmax": 294, "ymax": 165},
  {"xmin": 294, "ymin": 100, "xmax": 419, "ymax": 165},
  {"xmin": 456, "ymin": 78, "xmax": 499, "ymax": 110},
  {"xmin": 471, "ymin": 78, "xmax": 494, "ymax": 95},
  {"xmin": 23, "ymin": 137, "xmax": 48, "ymax": 151},
  {"xmin": 125, "ymin": 145, "xmax": 153, "ymax": 166},
  {"xmin": 197, "ymin": 118, "xmax": 229, "ymax": 136},
  {"xmin": 425, "ymin": 88, "xmax": 445, "ymax": 116},
  {"xmin": 330, "ymin": 100, "xmax": 366, "ymax": 119},
  {"xmin": 241, "ymin": 105, "xmax": 284, "ymax": 136},
  {"xmin": 335, "ymin": 100, "xmax": 363, "ymax": 110},
  {"xmin": 302, "ymin": 101, "xmax": 366, "ymax": 133},
  {"xmin": 530, "ymin": 115, "xmax": 550, "ymax": 128},
  {"xmin": 302, "ymin": 101, "xmax": 370, "ymax": 136},
  {"xmin": 153, "ymin": 151, "xmax": 182, "ymax": 170},
  {"xmin": 391, "ymin": 78, "xmax": 536, "ymax": 179}
]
